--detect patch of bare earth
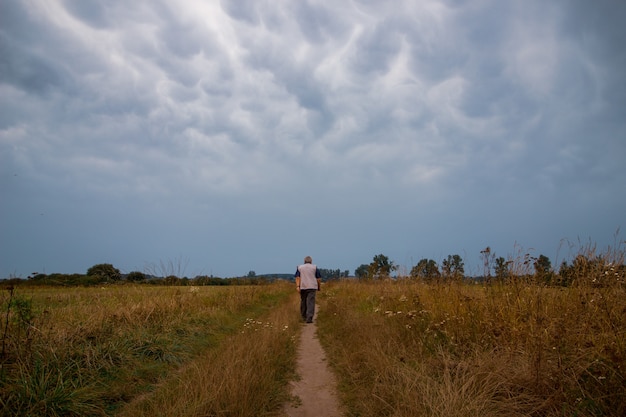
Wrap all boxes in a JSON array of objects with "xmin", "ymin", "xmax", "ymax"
[{"xmin": 283, "ymin": 306, "xmax": 342, "ymax": 417}]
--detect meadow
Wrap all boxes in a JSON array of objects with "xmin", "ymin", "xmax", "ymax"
[
  {"xmin": 0, "ymin": 283, "xmax": 301, "ymax": 416},
  {"xmin": 1, "ymin": 245, "xmax": 625, "ymax": 416},
  {"xmin": 316, "ymin": 278, "xmax": 625, "ymax": 416}
]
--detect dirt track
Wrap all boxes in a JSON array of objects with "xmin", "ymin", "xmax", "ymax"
[{"xmin": 283, "ymin": 306, "xmax": 342, "ymax": 417}]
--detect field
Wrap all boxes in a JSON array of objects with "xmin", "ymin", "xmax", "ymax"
[
  {"xmin": 0, "ymin": 284, "xmax": 301, "ymax": 416},
  {"xmin": 1, "ymin": 261, "xmax": 625, "ymax": 416},
  {"xmin": 317, "ymin": 279, "xmax": 626, "ymax": 416}
]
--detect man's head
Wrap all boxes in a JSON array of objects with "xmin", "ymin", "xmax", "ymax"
[{"xmin": 304, "ymin": 256, "xmax": 313, "ymax": 264}]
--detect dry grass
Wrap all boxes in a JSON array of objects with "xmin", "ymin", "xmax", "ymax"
[
  {"xmin": 2, "ymin": 242, "xmax": 624, "ymax": 416},
  {"xmin": 0, "ymin": 283, "xmax": 300, "ymax": 416},
  {"xmin": 116, "ymin": 293, "xmax": 301, "ymax": 417},
  {"xmin": 317, "ymin": 278, "xmax": 625, "ymax": 416}
]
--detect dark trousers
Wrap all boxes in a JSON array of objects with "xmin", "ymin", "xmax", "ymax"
[{"xmin": 300, "ymin": 289, "xmax": 317, "ymax": 322}]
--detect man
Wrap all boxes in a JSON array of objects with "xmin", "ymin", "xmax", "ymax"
[{"xmin": 295, "ymin": 256, "xmax": 321, "ymax": 323}]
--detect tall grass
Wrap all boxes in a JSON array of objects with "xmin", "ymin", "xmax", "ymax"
[
  {"xmin": 317, "ymin": 254, "xmax": 625, "ymax": 416},
  {"xmin": 0, "ymin": 283, "xmax": 299, "ymax": 416},
  {"xmin": 117, "ymin": 294, "xmax": 301, "ymax": 416}
]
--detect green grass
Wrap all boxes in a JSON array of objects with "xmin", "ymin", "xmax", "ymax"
[{"xmin": 0, "ymin": 284, "xmax": 299, "ymax": 416}]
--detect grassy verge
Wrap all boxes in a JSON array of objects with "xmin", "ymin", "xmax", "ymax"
[
  {"xmin": 0, "ymin": 283, "xmax": 300, "ymax": 416},
  {"xmin": 317, "ymin": 280, "xmax": 625, "ymax": 417},
  {"xmin": 116, "ymin": 291, "xmax": 301, "ymax": 416}
]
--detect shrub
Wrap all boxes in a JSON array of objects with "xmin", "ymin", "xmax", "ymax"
[
  {"xmin": 86, "ymin": 264, "xmax": 121, "ymax": 281},
  {"xmin": 126, "ymin": 271, "xmax": 145, "ymax": 282}
]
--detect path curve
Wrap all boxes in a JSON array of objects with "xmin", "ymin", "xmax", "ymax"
[{"xmin": 283, "ymin": 305, "xmax": 342, "ymax": 417}]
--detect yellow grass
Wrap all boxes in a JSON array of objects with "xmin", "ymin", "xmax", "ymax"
[
  {"xmin": 116, "ymin": 293, "xmax": 301, "ymax": 417},
  {"xmin": 3, "ymin": 241, "xmax": 624, "ymax": 416},
  {"xmin": 0, "ymin": 283, "xmax": 300, "ymax": 416},
  {"xmin": 317, "ymin": 280, "xmax": 626, "ymax": 416}
]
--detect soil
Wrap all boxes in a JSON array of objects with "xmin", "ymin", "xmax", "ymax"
[{"xmin": 283, "ymin": 305, "xmax": 343, "ymax": 417}]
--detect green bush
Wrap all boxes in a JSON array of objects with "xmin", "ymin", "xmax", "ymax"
[{"xmin": 86, "ymin": 264, "xmax": 121, "ymax": 281}]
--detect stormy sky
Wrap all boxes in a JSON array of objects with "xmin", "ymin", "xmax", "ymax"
[{"xmin": 1, "ymin": 0, "xmax": 625, "ymax": 278}]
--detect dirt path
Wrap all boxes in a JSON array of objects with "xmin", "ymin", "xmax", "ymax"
[{"xmin": 283, "ymin": 306, "xmax": 343, "ymax": 417}]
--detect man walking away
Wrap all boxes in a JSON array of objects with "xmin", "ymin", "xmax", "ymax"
[{"xmin": 295, "ymin": 256, "xmax": 321, "ymax": 323}]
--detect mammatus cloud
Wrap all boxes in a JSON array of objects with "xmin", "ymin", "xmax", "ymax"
[{"xmin": 1, "ymin": 0, "xmax": 624, "ymax": 277}]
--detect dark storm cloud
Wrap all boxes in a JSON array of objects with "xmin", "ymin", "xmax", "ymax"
[
  {"xmin": 62, "ymin": 0, "xmax": 112, "ymax": 28},
  {"xmin": 0, "ymin": 3, "xmax": 71, "ymax": 96},
  {"xmin": 219, "ymin": 0, "xmax": 261, "ymax": 25},
  {"xmin": 1, "ymin": 0, "xmax": 624, "ymax": 278}
]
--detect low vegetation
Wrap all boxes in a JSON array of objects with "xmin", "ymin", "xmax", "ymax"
[
  {"xmin": 2, "ymin": 240, "xmax": 624, "ymax": 416},
  {"xmin": 0, "ymin": 284, "xmax": 300, "ymax": 416},
  {"xmin": 317, "ymin": 245, "xmax": 625, "ymax": 416}
]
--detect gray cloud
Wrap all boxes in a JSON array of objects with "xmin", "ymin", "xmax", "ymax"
[{"xmin": 1, "ymin": 0, "xmax": 625, "ymax": 277}]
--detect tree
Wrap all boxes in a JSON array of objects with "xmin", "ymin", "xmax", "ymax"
[
  {"xmin": 534, "ymin": 254, "xmax": 553, "ymax": 284},
  {"xmin": 28, "ymin": 273, "xmax": 47, "ymax": 281},
  {"xmin": 441, "ymin": 255, "xmax": 464, "ymax": 280},
  {"xmin": 87, "ymin": 263, "xmax": 121, "ymax": 281},
  {"xmin": 494, "ymin": 257, "xmax": 511, "ymax": 280},
  {"xmin": 558, "ymin": 260, "xmax": 574, "ymax": 286},
  {"xmin": 410, "ymin": 259, "xmax": 440, "ymax": 281},
  {"xmin": 126, "ymin": 271, "xmax": 145, "ymax": 282},
  {"xmin": 558, "ymin": 254, "xmax": 608, "ymax": 287},
  {"xmin": 164, "ymin": 275, "xmax": 179, "ymax": 285},
  {"xmin": 318, "ymin": 268, "xmax": 349, "ymax": 280},
  {"xmin": 368, "ymin": 254, "xmax": 397, "ymax": 280},
  {"xmin": 355, "ymin": 264, "xmax": 369, "ymax": 279}
]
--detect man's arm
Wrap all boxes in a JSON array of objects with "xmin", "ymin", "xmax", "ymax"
[
  {"xmin": 316, "ymin": 268, "xmax": 321, "ymax": 291},
  {"xmin": 295, "ymin": 268, "xmax": 301, "ymax": 292}
]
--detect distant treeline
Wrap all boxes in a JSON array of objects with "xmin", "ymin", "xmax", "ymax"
[
  {"xmin": 1, "ymin": 268, "xmax": 290, "ymax": 287},
  {"xmin": 1, "ymin": 269, "xmax": 354, "ymax": 288},
  {"xmin": 318, "ymin": 268, "xmax": 351, "ymax": 279},
  {"xmin": 8, "ymin": 246, "xmax": 623, "ymax": 288}
]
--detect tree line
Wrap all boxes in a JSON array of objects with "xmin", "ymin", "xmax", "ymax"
[
  {"xmin": 4, "ymin": 246, "xmax": 623, "ymax": 288},
  {"xmin": 354, "ymin": 249, "xmax": 625, "ymax": 287},
  {"xmin": 4, "ymin": 264, "xmax": 277, "ymax": 287}
]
